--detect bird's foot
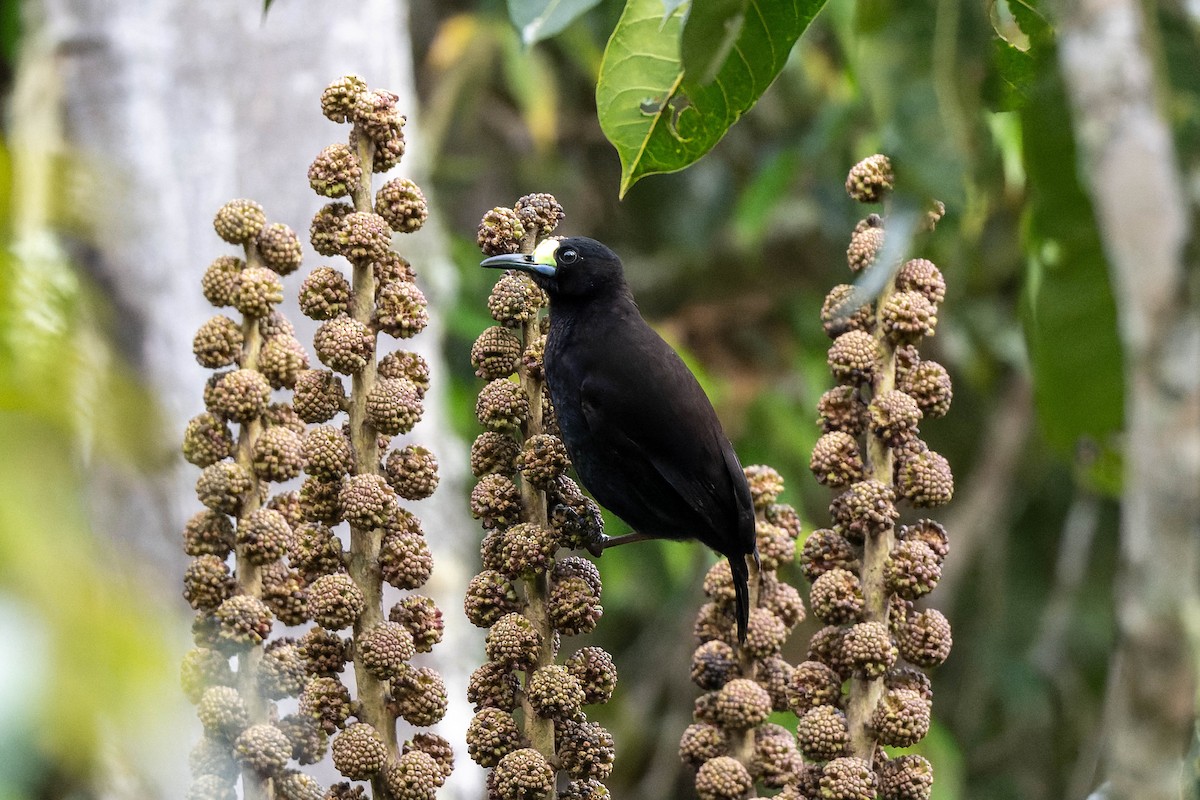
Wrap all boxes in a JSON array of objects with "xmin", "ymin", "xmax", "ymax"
[{"xmin": 586, "ymin": 531, "xmax": 656, "ymax": 557}]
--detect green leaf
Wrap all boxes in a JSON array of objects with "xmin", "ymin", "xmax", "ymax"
[
  {"xmin": 0, "ymin": 0, "xmax": 21, "ymax": 69},
  {"xmin": 1018, "ymin": 35, "xmax": 1124, "ymax": 489},
  {"xmin": 681, "ymin": 0, "xmax": 749, "ymax": 87},
  {"xmin": 597, "ymin": 0, "xmax": 827, "ymax": 197},
  {"xmin": 508, "ymin": 0, "xmax": 603, "ymax": 45}
]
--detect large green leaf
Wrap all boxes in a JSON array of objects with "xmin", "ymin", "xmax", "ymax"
[
  {"xmin": 597, "ymin": 0, "xmax": 827, "ymax": 197},
  {"xmin": 680, "ymin": 0, "xmax": 749, "ymax": 87},
  {"xmin": 661, "ymin": 0, "xmax": 690, "ymax": 18},
  {"xmin": 508, "ymin": 0, "xmax": 603, "ymax": 45}
]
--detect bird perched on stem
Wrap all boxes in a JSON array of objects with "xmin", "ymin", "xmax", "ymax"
[{"xmin": 482, "ymin": 236, "xmax": 759, "ymax": 642}]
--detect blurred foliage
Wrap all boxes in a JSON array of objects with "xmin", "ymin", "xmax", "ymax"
[
  {"xmin": 418, "ymin": 0, "xmax": 1197, "ymax": 797},
  {"xmin": 508, "ymin": 0, "xmax": 604, "ymax": 45},
  {"xmin": 0, "ymin": 141, "xmax": 180, "ymax": 798}
]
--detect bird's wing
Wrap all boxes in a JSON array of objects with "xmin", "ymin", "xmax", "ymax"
[{"xmin": 576, "ymin": 331, "xmax": 744, "ymax": 544}]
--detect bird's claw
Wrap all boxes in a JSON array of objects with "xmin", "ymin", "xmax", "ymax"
[{"xmin": 587, "ymin": 531, "xmax": 656, "ymax": 554}]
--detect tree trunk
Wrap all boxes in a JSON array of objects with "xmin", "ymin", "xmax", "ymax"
[{"xmin": 1057, "ymin": 2, "xmax": 1200, "ymax": 798}]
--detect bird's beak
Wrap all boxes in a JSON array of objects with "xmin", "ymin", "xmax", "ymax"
[{"xmin": 480, "ymin": 238, "xmax": 559, "ymax": 277}]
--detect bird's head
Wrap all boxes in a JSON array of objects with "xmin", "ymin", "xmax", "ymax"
[{"xmin": 481, "ymin": 236, "xmax": 627, "ymax": 301}]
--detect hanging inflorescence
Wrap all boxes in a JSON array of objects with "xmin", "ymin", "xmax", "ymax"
[
  {"xmin": 787, "ymin": 154, "xmax": 953, "ymax": 800},
  {"xmin": 463, "ymin": 196, "xmax": 618, "ymax": 800},
  {"xmin": 180, "ymin": 74, "xmax": 454, "ymax": 800}
]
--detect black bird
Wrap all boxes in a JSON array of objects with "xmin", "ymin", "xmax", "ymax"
[{"xmin": 482, "ymin": 236, "xmax": 759, "ymax": 642}]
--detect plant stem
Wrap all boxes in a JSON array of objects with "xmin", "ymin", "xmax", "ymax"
[
  {"xmin": 344, "ymin": 130, "xmax": 394, "ymax": 799},
  {"xmin": 846, "ymin": 267, "xmax": 899, "ymax": 764},
  {"xmin": 235, "ymin": 240, "xmax": 270, "ymax": 800},
  {"xmin": 515, "ymin": 231, "xmax": 557, "ymax": 784}
]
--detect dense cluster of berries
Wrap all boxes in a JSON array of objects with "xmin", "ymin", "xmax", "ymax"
[
  {"xmin": 791, "ymin": 155, "xmax": 950, "ymax": 799},
  {"xmin": 680, "ymin": 465, "xmax": 809, "ymax": 798},
  {"xmin": 185, "ymin": 195, "xmax": 317, "ymax": 800},
  {"xmin": 466, "ymin": 197, "xmax": 617, "ymax": 800},
  {"xmin": 181, "ymin": 75, "xmax": 452, "ymax": 800}
]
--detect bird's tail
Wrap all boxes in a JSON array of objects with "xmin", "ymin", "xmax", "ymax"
[{"xmin": 730, "ymin": 552, "xmax": 751, "ymax": 644}]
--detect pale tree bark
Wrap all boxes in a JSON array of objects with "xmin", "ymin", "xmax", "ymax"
[
  {"xmin": 18, "ymin": 1, "xmax": 480, "ymax": 796},
  {"xmin": 1057, "ymin": 2, "xmax": 1200, "ymax": 798}
]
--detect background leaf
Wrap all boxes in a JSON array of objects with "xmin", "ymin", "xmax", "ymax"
[
  {"xmin": 986, "ymin": 39, "xmax": 1035, "ymax": 112},
  {"xmin": 500, "ymin": 25, "xmax": 562, "ymax": 150},
  {"xmin": 508, "ymin": 0, "xmax": 603, "ymax": 45},
  {"xmin": 597, "ymin": 0, "xmax": 827, "ymax": 197},
  {"xmin": 1018, "ymin": 34, "xmax": 1124, "ymax": 491}
]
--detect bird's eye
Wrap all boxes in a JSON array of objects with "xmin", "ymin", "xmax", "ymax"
[{"xmin": 558, "ymin": 248, "xmax": 579, "ymax": 265}]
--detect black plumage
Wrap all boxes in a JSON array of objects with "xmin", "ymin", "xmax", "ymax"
[{"xmin": 482, "ymin": 236, "xmax": 758, "ymax": 642}]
